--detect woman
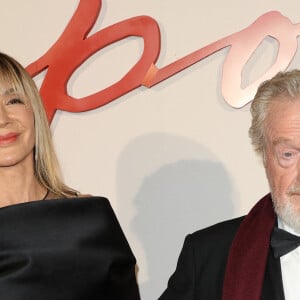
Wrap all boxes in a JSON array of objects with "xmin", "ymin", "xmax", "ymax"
[{"xmin": 0, "ymin": 53, "xmax": 140, "ymax": 299}]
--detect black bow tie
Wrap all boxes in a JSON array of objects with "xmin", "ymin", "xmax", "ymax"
[{"xmin": 270, "ymin": 226, "xmax": 300, "ymax": 258}]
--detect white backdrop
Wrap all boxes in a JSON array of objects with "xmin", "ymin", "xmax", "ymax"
[{"xmin": 1, "ymin": 1, "xmax": 300, "ymax": 299}]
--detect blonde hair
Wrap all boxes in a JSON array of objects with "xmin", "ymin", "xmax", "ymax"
[
  {"xmin": 249, "ymin": 69, "xmax": 300, "ymax": 156},
  {"xmin": 0, "ymin": 52, "xmax": 78, "ymax": 197}
]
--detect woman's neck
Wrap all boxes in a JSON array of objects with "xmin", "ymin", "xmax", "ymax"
[{"xmin": 0, "ymin": 165, "xmax": 46, "ymax": 208}]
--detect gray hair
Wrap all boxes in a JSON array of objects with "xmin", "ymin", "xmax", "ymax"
[{"xmin": 249, "ymin": 69, "xmax": 300, "ymax": 155}]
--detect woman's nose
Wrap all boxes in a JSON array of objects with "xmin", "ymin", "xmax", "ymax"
[{"xmin": 0, "ymin": 105, "xmax": 10, "ymax": 127}]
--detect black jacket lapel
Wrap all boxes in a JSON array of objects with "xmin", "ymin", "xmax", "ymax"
[{"xmin": 261, "ymin": 249, "xmax": 284, "ymax": 300}]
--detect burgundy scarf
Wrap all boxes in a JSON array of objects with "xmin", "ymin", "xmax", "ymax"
[{"xmin": 222, "ymin": 194, "xmax": 276, "ymax": 300}]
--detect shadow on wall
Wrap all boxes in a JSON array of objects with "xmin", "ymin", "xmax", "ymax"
[{"xmin": 116, "ymin": 133, "xmax": 235, "ymax": 300}]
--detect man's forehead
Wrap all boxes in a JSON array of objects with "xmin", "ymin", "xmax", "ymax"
[
  {"xmin": 264, "ymin": 101, "xmax": 300, "ymax": 146},
  {"xmin": 266, "ymin": 98, "xmax": 300, "ymax": 121}
]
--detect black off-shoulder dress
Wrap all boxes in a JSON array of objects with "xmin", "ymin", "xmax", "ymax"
[{"xmin": 0, "ymin": 196, "xmax": 140, "ymax": 300}]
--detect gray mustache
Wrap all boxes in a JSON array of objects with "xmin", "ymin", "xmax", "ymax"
[{"xmin": 288, "ymin": 186, "xmax": 300, "ymax": 194}]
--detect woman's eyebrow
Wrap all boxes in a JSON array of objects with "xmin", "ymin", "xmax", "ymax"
[{"xmin": 2, "ymin": 87, "xmax": 17, "ymax": 96}]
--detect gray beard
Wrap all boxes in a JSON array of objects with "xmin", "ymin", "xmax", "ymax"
[{"xmin": 272, "ymin": 194, "xmax": 300, "ymax": 234}]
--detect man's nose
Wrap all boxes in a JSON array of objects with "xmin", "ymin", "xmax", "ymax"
[{"xmin": 296, "ymin": 158, "xmax": 300, "ymax": 183}]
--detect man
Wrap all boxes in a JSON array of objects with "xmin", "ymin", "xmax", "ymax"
[{"xmin": 158, "ymin": 70, "xmax": 300, "ymax": 300}]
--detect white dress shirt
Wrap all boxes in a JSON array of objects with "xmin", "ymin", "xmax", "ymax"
[{"xmin": 278, "ymin": 218, "xmax": 300, "ymax": 300}]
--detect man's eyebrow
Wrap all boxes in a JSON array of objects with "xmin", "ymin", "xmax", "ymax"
[
  {"xmin": 273, "ymin": 138, "xmax": 293, "ymax": 146},
  {"xmin": 272, "ymin": 138, "xmax": 300, "ymax": 151}
]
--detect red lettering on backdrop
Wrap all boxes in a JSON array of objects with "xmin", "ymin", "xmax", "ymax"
[
  {"xmin": 26, "ymin": 0, "xmax": 300, "ymax": 123},
  {"xmin": 26, "ymin": 0, "xmax": 160, "ymax": 122}
]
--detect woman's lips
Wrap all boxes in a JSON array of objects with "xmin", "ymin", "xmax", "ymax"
[{"xmin": 0, "ymin": 132, "xmax": 19, "ymax": 145}]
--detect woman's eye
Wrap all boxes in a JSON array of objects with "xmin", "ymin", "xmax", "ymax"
[{"xmin": 7, "ymin": 98, "xmax": 24, "ymax": 105}]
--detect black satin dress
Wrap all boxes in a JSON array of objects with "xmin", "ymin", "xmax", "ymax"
[{"xmin": 0, "ymin": 197, "xmax": 140, "ymax": 300}]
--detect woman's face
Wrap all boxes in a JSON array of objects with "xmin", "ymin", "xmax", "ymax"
[{"xmin": 0, "ymin": 85, "xmax": 35, "ymax": 169}]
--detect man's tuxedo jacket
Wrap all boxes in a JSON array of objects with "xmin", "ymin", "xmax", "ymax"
[{"xmin": 159, "ymin": 215, "xmax": 285, "ymax": 300}]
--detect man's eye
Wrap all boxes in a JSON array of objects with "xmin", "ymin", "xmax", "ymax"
[
  {"xmin": 276, "ymin": 148, "xmax": 299, "ymax": 167},
  {"xmin": 7, "ymin": 98, "xmax": 24, "ymax": 105},
  {"xmin": 283, "ymin": 152, "xmax": 293, "ymax": 158}
]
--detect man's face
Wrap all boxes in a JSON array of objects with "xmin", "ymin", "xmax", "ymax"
[{"xmin": 264, "ymin": 97, "xmax": 300, "ymax": 231}]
